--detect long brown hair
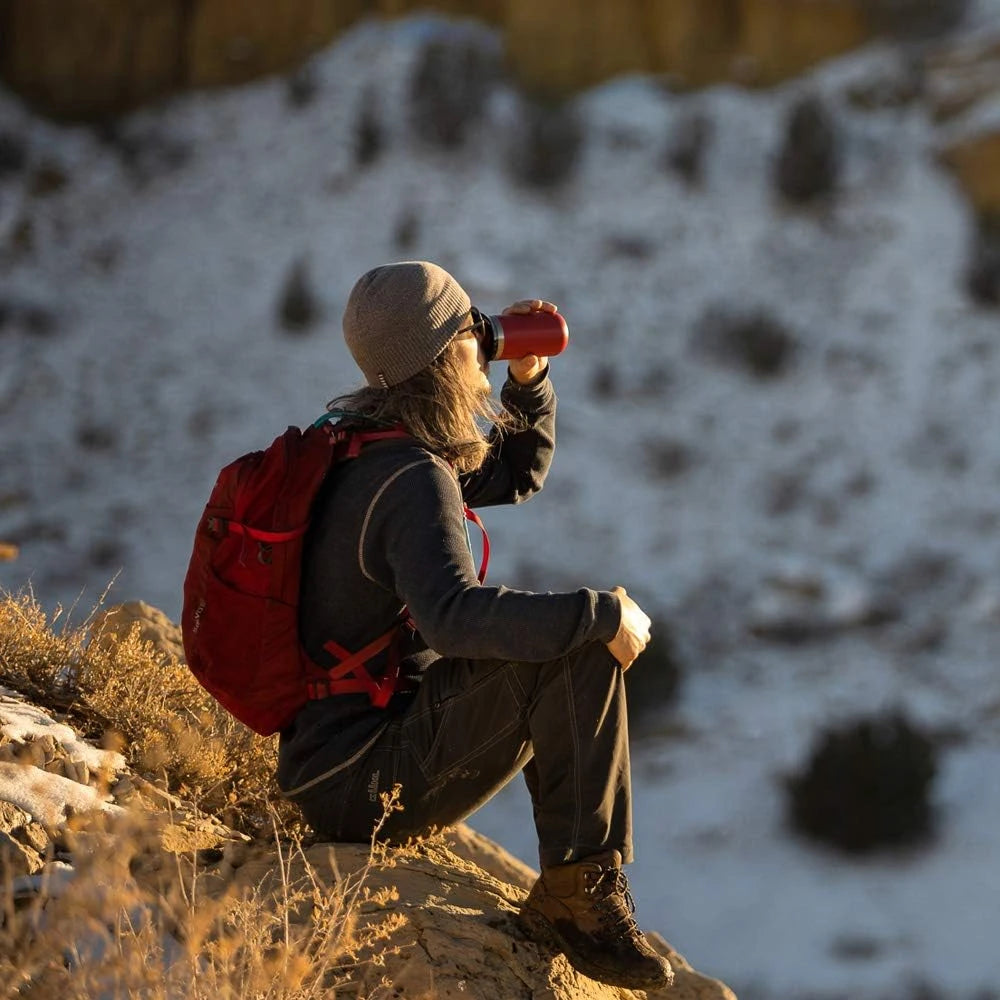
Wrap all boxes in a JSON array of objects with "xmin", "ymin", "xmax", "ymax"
[{"xmin": 328, "ymin": 340, "xmax": 518, "ymax": 474}]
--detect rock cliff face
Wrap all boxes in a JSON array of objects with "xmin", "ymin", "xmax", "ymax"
[
  {"xmin": 931, "ymin": 30, "xmax": 1000, "ymax": 215},
  {"xmin": 504, "ymin": 0, "xmax": 871, "ymax": 95},
  {"xmin": 0, "ymin": 0, "xmax": 909, "ymax": 118},
  {"xmin": 0, "ymin": 0, "xmax": 365, "ymax": 120},
  {"xmin": 0, "ymin": 3, "xmax": 993, "ymax": 238},
  {"xmin": 941, "ymin": 121, "xmax": 1000, "ymax": 215},
  {"xmin": 6, "ymin": 0, "xmax": 996, "ymax": 217}
]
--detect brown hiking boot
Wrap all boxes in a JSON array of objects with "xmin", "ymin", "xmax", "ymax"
[{"xmin": 518, "ymin": 850, "xmax": 674, "ymax": 990}]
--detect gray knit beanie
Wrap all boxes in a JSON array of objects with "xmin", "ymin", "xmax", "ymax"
[{"xmin": 343, "ymin": 261, "xmax": 472, "ymax": 388}]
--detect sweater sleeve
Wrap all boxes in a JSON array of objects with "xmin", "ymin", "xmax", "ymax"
[
  {"xmin": 458, "ymin": 367, "xmax": 556, "ymax": 508},
  {"xmin": 360, "ymin": 454, "xmax": 621, "ymax": 662}
]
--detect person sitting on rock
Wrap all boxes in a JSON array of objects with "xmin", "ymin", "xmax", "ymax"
[{"xmin": 278, "ymin": 260, "xmax": 673, "ymax": 991}]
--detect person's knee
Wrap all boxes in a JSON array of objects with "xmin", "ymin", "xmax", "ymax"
[
  {"xmin": 575, "ymin": 640, "xmax": 622, "ymax": 672},
  {"xmin": 530, "ymin": 642, "xmax": 622, "ymax": 687}
]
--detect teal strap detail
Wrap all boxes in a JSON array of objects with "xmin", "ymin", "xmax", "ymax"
[{"xmin": 312, "ymin": 409, "xmax": 396, "ymax": 429}]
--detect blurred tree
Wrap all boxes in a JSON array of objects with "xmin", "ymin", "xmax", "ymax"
[
  {"xmin": 409, "ymin": 28, "xmax": 503, "ymax": 150},
  {"xmin": 277, "ymin": 258, "xmax": 321, "ymax": 334},
  {"xmin": 692, "ymin": 303, "xmax": 798, "ymax": 379},
  {"xmin": 967, "ymin": 213, "xmax": 1000, "ymax": 307},
  {"xmin": 507, "ymin": 97, "xmax": 583, "ymax": 190},
  {"xmin": 775, "ymin": 94, "xmax": 840, "ymax": 204},
  {"xmin": 785, "ymin": 711, "xmax": 940, "ymax": 853}
]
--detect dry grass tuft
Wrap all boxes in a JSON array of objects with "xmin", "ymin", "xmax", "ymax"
[
  {"xmin": 0, "ymin": 591, "xmax": 423, "ymax": 997},
  {"xmin": 0, "ymin": 807, "xmax": 400, "ymax": 999},
  {"xmin": 0, "ymin": 590, "xmax": 293, "ymax": 834}
]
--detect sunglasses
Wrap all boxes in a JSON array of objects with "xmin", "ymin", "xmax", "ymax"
[{"xmin": 455, "ymin": 307, "xmax": 489, "ymax": 344}]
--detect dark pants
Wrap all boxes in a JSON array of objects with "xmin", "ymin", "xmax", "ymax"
[{"xmin": 296, "ymin": 641, "xmax": 633, "ymax": 868}]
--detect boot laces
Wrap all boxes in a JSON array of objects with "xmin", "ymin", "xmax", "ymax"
[{"xmin": 586, "ymin": 866, "xmax": 641, "ymax": 939}]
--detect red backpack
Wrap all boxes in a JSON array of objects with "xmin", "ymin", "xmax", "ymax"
[{"xmin": 181, "ymin": 417, "xmax": 488, "ymax": 736}]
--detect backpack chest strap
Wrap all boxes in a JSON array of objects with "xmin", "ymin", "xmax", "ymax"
[
  {"xmin": 306, "ymin": 628, "xmax": 412, "ymax": 708},
  {"xmin": 307, "ymin": 507, "xmax": 489, "ymax": 708}
]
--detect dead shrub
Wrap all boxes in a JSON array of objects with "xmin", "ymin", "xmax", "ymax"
[
  {"xmin": 635, "ymin": 362, "xmax": 676, "ymax": 399},
  {"xmin": 355, "ymin": 87, "xmax": 383, "ymax": 168},
  {"xmin": 775, "ymin": 94, "xmax": 840, "ymax": 204},
  {"xmin": 589, "ymin": 362, "xmax": 621, "ymax": 400},
  {"xmin": 6, "ymin": 216, "xmax": 34, "ymax": 259},
  {"xmin": 692, "ymin": 303, "xmax": 798, "ymax": 378},
  {"xmin": 22, "ymin": 303, "xmax": 58, "ymax": 337},
  {"xmin": 604, "ymin": 233, "xmax": 656, "ymax": 260},
  {"xmin": 76, "ymin": 423, "xmax": 118, "ymax": 452},
  {"xmin": 507, "ymin": 97, "xmax": 583, "ymax": 190},
  {"xmin": 763, "ymin": 469, "xmax": 807, "ymax": 517},
  {"xmin": 393, "ymin": 206, "xmax": 420, "ymax": 252},
  {"xmin": 785, "ymin": 711, "xmax": 940, "ymax": 853},
  {"xmin": 95, "ymin": 119, "xmax": 192, "ymax": 187},
  {"xmin": 967, "ymin": 213, "xmax": 1000, "ymax": 307},
  {"xmin": 626, "ymin": 620, "xmax": 684, "ymax": 735},
  {"xmin": 1, "ymin": 299, "xmax": 58, "ymax": 338},
  {"xmin": 286, "ymin": 65, "xmax": 319, "ymax": 109},
  {"xmin": 0, "ymin": 129, "xmax": 27, "ymax": 176},
  {"xmin": 87, "ymin": 538, "xmax": 125, "ymax": 571},
  {"xmin": 277, "ymin": 258, "xmax": 321, "ymax": 334},
  {"xmin": 27, "ymin": 161, "xmax": 70, "ymax": 198},
  {"xmin": 867, "ymin": 0, "xmax": 970, "ymax": 37},
  {"xmin": 409, "ymin": 29, "xmax": 503, "ymax": 150},
  {"xmin": 665, "ymin": 111, "xmax": 712, "ymax": 186},
  {"xmin": 642, "ymin": 437, "xmax": 697, "ymax": 480}
]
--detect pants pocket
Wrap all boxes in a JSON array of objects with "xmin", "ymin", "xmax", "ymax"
[{"xmin": 406, "ymin": 667, "xmax": 524, "ymax": 785}]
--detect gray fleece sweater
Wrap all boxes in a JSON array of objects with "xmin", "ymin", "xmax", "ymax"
[{"xmin": 276, "ymin": 369, "xmax": 622, "ymax": 797}]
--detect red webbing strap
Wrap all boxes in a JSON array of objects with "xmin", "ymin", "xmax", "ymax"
[
  {"xmin": 323, "ymin": 631, "xmax": 395, "ymax": 683},
  {"xmin": 464, "ymin": 506, "xmax": 489, "ymax": 583},
  {"xmin": 330, "ymin": 425, "xmax": 412, "ymax": 459},
  {"xmin": 220, "ymin": 520, "xmax": 307, "ymax": 543},
  {"xmin": 306, "ymin": 627, "xmax": 405, "ymax": 708}
]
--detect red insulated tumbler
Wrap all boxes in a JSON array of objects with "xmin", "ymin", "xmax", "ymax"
[{"xmin": 479, "ymin": 310, "xmax": 570, "ymax": 362}]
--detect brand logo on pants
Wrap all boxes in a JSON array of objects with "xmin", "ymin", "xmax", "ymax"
[{"xmin": 367, "ymin": 769, "xmax": 380, "ymax": 803}]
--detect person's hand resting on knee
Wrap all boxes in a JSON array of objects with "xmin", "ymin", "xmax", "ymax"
[{"xmin": 606, "ymin": 587, "xmax": 651, "ymax": 671}]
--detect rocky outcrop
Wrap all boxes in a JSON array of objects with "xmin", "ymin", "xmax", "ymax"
[
  {"xmin": 941, "ymin": 123, "xmax": 1000, "ymax": 216},
  {"xmin": 926, "ymin": 28, "xmax": 1000, "ymax": 120},
  {"xmin": 89, "ymin": 599, "xmax": 186, "ymax": 665},
  {"xmin": 505, "ymin": 0, "xmax": 873, "ymax": 96},
  {"xmin": 0, "ymin": 0, "xmax": 931, "ymax": 118},
  {"xmin": 0, "ymin": 671, "xmax": 737, "ymax": 998},
  {"xmin": 926, "ymin": 30, "xmax": 1000, "ymax": 216},
  {"xmin": 221, "ymin": 829, "xmax": 738, "ymax": 1000}
]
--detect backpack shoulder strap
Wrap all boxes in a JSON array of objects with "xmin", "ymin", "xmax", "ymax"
[{"xmin": 332, "ymin": 426, "xmax": 413, "ymax": 460}]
